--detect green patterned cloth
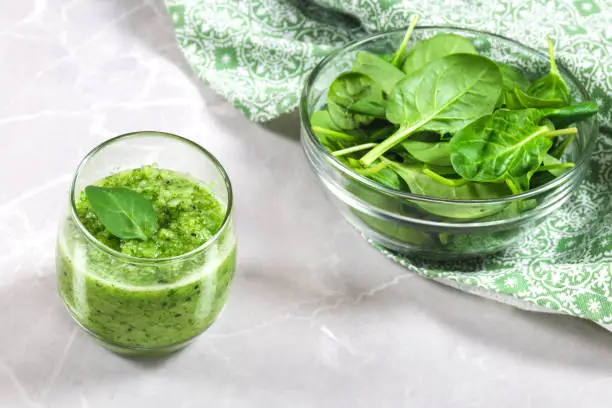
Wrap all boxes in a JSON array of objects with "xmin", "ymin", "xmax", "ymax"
[{"xmin": 166, "ymin": 0, "xmax": 612, "ymax": 325}]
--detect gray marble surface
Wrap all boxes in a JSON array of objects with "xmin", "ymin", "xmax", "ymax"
[{"xmin": 2, "ymin": 1, "xmax": 612, "ymax": 407}]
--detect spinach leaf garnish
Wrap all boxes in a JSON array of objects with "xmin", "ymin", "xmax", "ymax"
[{"xmin": 85, "ymin": 186, "xmax": 159, "ymax": 241}]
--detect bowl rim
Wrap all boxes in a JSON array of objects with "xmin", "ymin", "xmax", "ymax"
[
  {"xmin": 299, "ymin": 25, "xmax": 598, "ymax": 205},
  {"xmin": 68, "ymin": 131, "xmax": 234, "ymax": 264}
]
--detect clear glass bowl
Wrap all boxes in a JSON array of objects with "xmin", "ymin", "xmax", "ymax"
[
  {"xmin": 300, "ymin": 27, "xmax": 598, "ymax": 258},
  {"xmin": 56, "ymin": 131, "xmax": 237, "ymax": 355}
]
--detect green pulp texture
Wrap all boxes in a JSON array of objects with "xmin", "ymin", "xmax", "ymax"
[
  {"xmin": 58, "ymin": 167, "xmax": 236, "ymax": 351},
  {"xmin": 57, "ymin": 246, "xmax": 236, "ymax": 349},
  {"xmin": 76, "ymin": 166, "xmax": 225, "ymax": 258}
]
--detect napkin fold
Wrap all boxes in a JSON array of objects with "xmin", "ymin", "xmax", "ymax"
[{"xmin": 165, "ymin": 0, "xmax": 612, "ymax": 327}]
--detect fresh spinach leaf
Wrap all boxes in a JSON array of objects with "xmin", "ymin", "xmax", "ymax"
[
  {"xmin": 540, "ymin": 117, "xmax": 556, "ymax": 130},
  {"xmin": 496, "ymin": 62, "xmax": 531, "ymax": 106},
  {"xmin": 401, "ymin": 140, "xmax": 452, "ymax": 166},
  {"xmin": 438, "ymin": 198, "xmax": 537, "ymax": 250},
  {"xmin": 401, "ymin": 33, "xmax": 477, "ymax": 74},
  {"xmin": 539, "ymin": 100, "xmax": 599, "ymax": 128},
  {"xmin": 384, "ymin": 160, "xmax": 510, "ymax": 219},
  {"xmin": 360, "ymin": 212, "xmax": 434, "ymax": 245},
  {"xmin": 540, "ymin": 154, "xmax": 574, "ymax": 176},
  {"xmin": 369, "ymin": 123, "xmax": 397, "ymax": 140},
  {"xmin": 360, "ymin": 53, "xmax": 502, "ymax": 166},
  {"xmin": 439, "ymin": 199, "xmax": 538, "ymax": 242},
  {"xmin": 310, "ymin": 110, "xmax": 366, "ymax": 150},
  {"xmin": 529, "ymin": 154, "xmax": 576, "ymax": 186},
  {"xmin": 310, "ymin": 109, "xmax": 337, "ymax": 130},
  {"xmin": 450, "ymin": 109, "xmax": 554, "ymax": 191},
  {"xmin": 498, "ymin": 62, "xmax": 531, "ymax": 92},
  {"xmin": 85, "ymin": 186, "xmax": 158, "ymax": 241},
  {"xmin": 311, "ymin": 125, "xmax": 365, "ymax": 150},
  {"xmin": 503, "ymin": 89, "xmax": 524, "ymax": 109},
  {"xmin": 328, "ymin": 100, "xmax": 373, "ymax": 130},
  {"xmin": 364, "ymin": 165, "xmax": 405, "ymax": 190},
  {"xmin": 548, "ymin": 133, "xmax": 575, "ymax": 159},
  {"xmin": 512, "ymin": 87, "xmax": 566, "ymax": 108},
  {"xmin": 408, "ymin": 131, "xmax": 444, "ymax": 143},
  {"xmin": 379, "ymin": 54, "xmax": 395, "ymax": 63},
  {"xmin": 529, "ymin": 171, "xmax": 556, "ymax": 189},
  {"xmin": 328, "ymin": 72, "xmax": 382, "ymax": 107},
  {"xmin": 347, "ymin": 98, "xmax": 387, "ymax": 118},
  {"xmin": 345, "ymin": 157, "xmax": 406, "ymax": 190},
  {"xmin": 422, "ymin": 164, "xmax": 458, "ymax": 176},
  {"xmin": 352, "ymin": 52, "xmax": 406, "ymax": 95},
  {"xmin": 527, "ymin": 38, "xmax": 571, "ymax": 105},
  {"xmin": 310, "ymin": 110, "xmax": 345, "ymax": 148},
  {"xmin": 327, "ymin": 72, "xmax": 383, "ymax": 129}
]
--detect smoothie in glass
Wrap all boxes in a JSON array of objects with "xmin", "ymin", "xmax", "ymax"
[{"xmin": 56, "ymin": 132, "xmax": 236, "ymax": 354}]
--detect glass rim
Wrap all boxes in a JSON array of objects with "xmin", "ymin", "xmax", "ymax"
[
  {"xmin": 68, "ymin": 131, "xmax": 234, "ymax": 264},
  {"xmin": 299, "ymin": 25, "xmax": 598, "ymax": 205}
]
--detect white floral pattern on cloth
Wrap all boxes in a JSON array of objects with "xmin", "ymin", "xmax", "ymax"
[
  {"xmin": 166, "ymin": 0, "xmax": 612, "ymax": 324},
  {"xmin": 166, "ymin": 0, "xmax": 612, "ymax": 125}
]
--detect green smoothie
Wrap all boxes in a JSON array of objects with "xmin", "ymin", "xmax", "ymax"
[{"xmin": 57, "ymin": 166, "xmax": 236, "ymax": 350}]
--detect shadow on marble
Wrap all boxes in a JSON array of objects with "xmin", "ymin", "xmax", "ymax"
[
  {"xmin": 353, "ymin": 275, "xmax": 612, "ymax": 372},
  {"xmin": 259, "ymin": 111, "xmax": 302, "ymax": 141},
  {"xmin": 121, "ymin": 348, "xmax": 187, "ymax": 367}
]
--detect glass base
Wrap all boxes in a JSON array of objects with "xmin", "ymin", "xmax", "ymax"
[
  {"xmin": 92, "ymin": 334, "xmax": 195, "ymax": 357},
  {"xmin": 61, "ymin": 300, "xmax": 201, "ymax": 357}
]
